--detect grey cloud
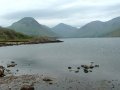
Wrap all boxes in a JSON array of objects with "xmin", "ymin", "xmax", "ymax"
[
  {"xmin": 106, "ymin": 3, "xmax": 120, "ymax": 10},
  {"xmin": 1, "ymin": 2, "xmax": 120, "ymax": 27},
  {"xmin": 100, "ymin": 4, "xmax": 120, "ymax": 18},
  {"xmin": 1, "ymin": 0, "xmax": 79, "ymax": 20},
  {"xmin": 2, "ymin": 5, "xmax": 98, "ymax": 20},
  {"xmin": 2, "ymin": 9, "xmax": 74, "ymax": 19},
  {"xmin": 2, "ymin": 9, "xmax": 62, "ymax": 19}
]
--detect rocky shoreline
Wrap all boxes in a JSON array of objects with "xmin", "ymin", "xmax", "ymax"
[
  {"xmin": 0, "ymin": 61, "xmax": 56, "ymax": 90},
  {"xmin": 0, "ymin": 74, "xmax": 55, "ymax": 90},
  {"xmin": 0, "ymin": 61, "xmax": 120, "ymax": 90},
  {"xmin": 0, "ymin": 74, "xmax": 120, "ymax": 90},
  {"xmin": 0, "ymin": 39, "xmax": 63, "ymax": 47}
]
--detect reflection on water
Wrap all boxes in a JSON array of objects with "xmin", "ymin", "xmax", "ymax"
[{"xmin": 0, "ymin": 38, "xmax": 120, "ymax": 81}]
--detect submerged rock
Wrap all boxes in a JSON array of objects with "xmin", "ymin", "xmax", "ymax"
[
  {"xmin": 77, "ymin": 67, "xmax": 80, "ymax": 69},
  {"xmin": 11, "ymin": 61, "xmax": 15, "ymax": 64},
  {"xmin": 43, "ymin": 77, "xmax": 53, "ymax": 82},
  {"xmin": 68, "ymin": 62, "xmax": 99, "ymax": 74},
  {"xmin": 68, "ymin": 67, "xmax": 72, "ymax": 69},
  {"xmin": 95, "ymin": 65, "xmax": 99, "ymax": 67},
  {"xmin": 75, "ymin": 70, "xmax": 79, "ymax": 73},
  {"xmin": 20, "ymin": 85, "xmax": 34, "ymax": 90},
  {"xmin": 7, "ymin": 63, "xmax": 17, "ymax": 68},
  {"xmin": 84, "ymin": 69, "xmax": 89, "ymax": 73},
  {"xmin": 7, "ymin": 61, "xmax": 17, "ymax": 68},
  {"xmin": 89, "ymin": 66, "xmax": 94, "ymax": 69}
]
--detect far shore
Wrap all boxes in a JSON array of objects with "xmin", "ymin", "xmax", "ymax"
[{"xmin": 0, "ymin": 39, "xmax": 63, "ymax": 47}]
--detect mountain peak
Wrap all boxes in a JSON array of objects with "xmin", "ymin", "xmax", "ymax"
[
  {"xmin": 13, "ymin": 17, "xmax": 40, "ymax": 27},
  {"xmin": 18, "ymin": 17, "xmax": 37, "ymax": 22},
  {"xmin": 9, "ymin": 17, "xmax": 57, "ymax": 37},
  {"xmin": 58, "ymin": 23, "xmax": 66, "ymax": 25},
  {"xmin": 56, "ymin": 23, "xmax": 76, "ymax": 28},
  {"xmin": 20, "ymin": 17, "xmax": 35, "ymax": 21},
  {"xmin": 52, "ymin": 23, "xmax": 78, "ymax": 37},
  {"xmin": 56, "ymin": 23, "xmax": 68, "ymax": 27}
]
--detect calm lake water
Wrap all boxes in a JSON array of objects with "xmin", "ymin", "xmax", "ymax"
[{"xmin": 0, "ymin": 38, "xmax": 120, "ymax": 81}]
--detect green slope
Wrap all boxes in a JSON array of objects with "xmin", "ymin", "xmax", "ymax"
[
  {"xmin": 102, "ymin": 29, "xmax": 120, "ymax": 37},
  {"xmin": 0, "ymin": 27, "xmax": 31, "ymax": 40}
]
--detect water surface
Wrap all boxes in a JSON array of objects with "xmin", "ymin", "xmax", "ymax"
[{"xmin": 0, "ymin": 38, "xmax": 120, "ymax": 81}]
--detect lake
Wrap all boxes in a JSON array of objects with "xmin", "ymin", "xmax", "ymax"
[{"xmin": 0, "ymin": 38, "xmax": 120, "ymax": 89}]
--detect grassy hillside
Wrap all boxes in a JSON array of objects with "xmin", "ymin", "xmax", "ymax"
[
  {"xmin": 0, "ymin": 27, "xmax": 31, "ymax": 41},
  {"xmin": 0, "ymin": 27, "xmax": 62, "ymax": 46},
  {"xmin": 102, "ymin": 29, "xmax": 120, "ymax": 37}
]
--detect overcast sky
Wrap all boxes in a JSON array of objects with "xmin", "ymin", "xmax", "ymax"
[{"xmin": 0, "ymin": 0, "xmax": 120, "ymax": 27}]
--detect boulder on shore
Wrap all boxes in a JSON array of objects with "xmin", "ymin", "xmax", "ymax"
[{"xmin": 0, "ymin": 66, "xmax": 5, "ymax": 77}]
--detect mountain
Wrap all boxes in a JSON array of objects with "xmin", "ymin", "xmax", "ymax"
[
  {"xmin": 8, "ymin": 17, "xmax": 57, "ymax": 37},
  {"xmin": 0, "ymin": 27, "xmax": 30, "ymax": 40},
  {"xmin": 74, "ymin": 17, "xmax": 120, "ymax": 37},
  {"xmin": 52, "ymin": 23, "xmax": 78, "ymax": 38}
]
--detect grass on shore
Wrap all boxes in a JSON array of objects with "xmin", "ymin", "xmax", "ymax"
[{"xmin": 0, "ymin": 27, "xmax": 58, "ymax": 44}]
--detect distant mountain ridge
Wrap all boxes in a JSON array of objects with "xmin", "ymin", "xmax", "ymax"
[
  {"xmin": 52, "ymin": 23, "xmax": 78, "ymax": 38},
  {"xmin": 5, "ymin": 16, "xmax": 120, "ymax": 38},
  {"xmin": 8, "ymin": 17, "xmax": 57, "ymax": 37},
  {"xmin": 74, "ymin": 17, "xmax": 120, "ymax": 37}
]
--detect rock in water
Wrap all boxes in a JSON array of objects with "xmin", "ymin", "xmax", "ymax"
[
  {"xmin": 7, "ymin": 63, "xmax": 17, "ymax": 68},
  {"xmin": 77, "ymin": 67, "xmax": 80, "ymax": 69},
  {"xmin": 20, "ymin": 85, "xmax": 34, "ymax": 90},
  {"xmin": 68, "ymin": 67, "xmax": 72, "ymax": 69}
]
